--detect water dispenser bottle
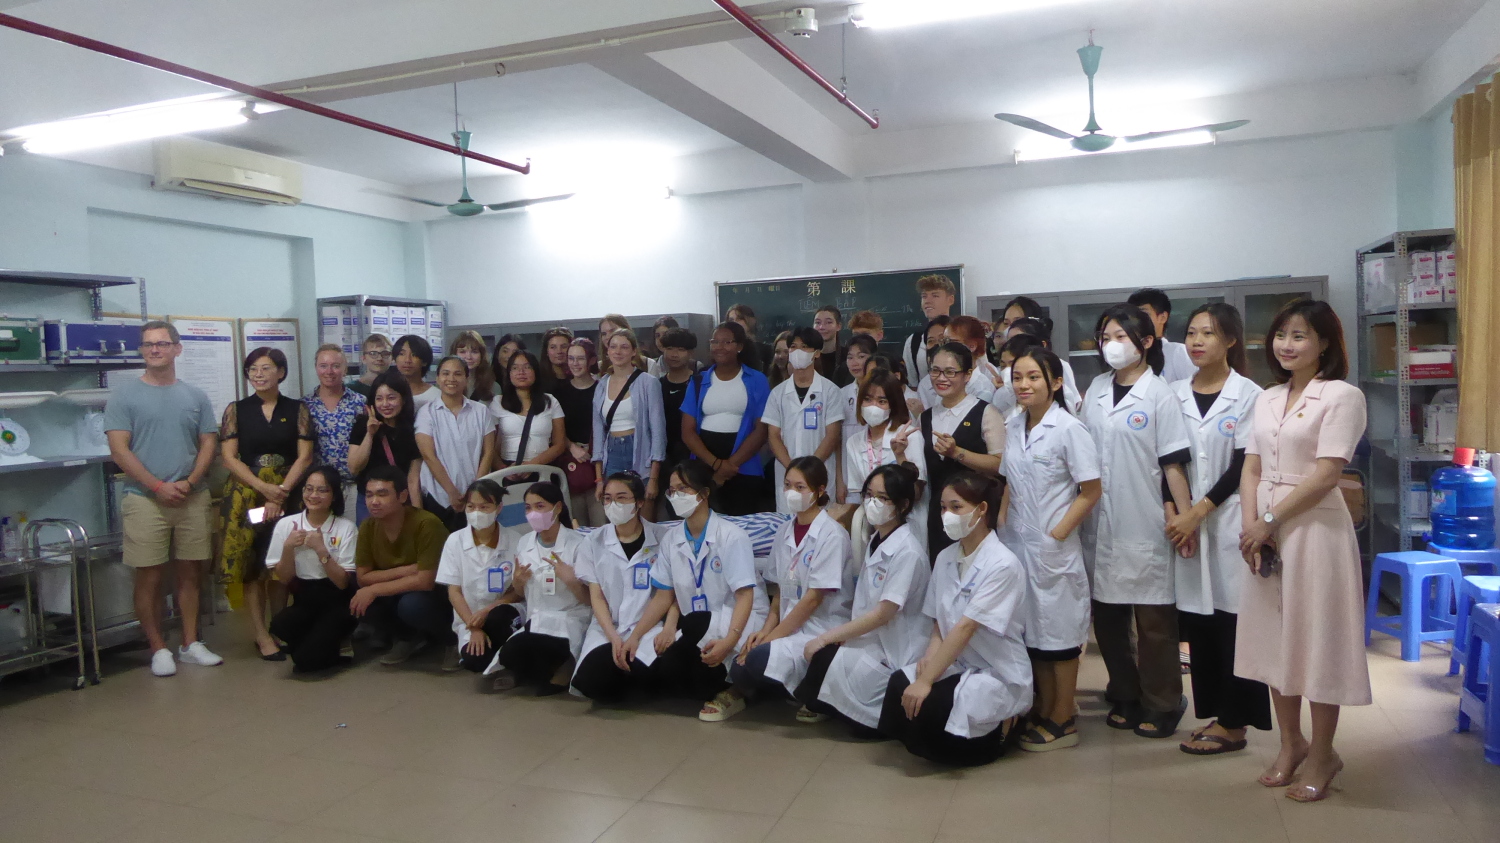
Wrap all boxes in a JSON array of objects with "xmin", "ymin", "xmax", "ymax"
[{"xmin": 1430, "ymin": 447, "xmax": 1497, "ymax": 549}]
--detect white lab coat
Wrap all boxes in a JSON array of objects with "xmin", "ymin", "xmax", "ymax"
[
  {"xmin": 990, "ymin": 359, "xmax": 1084, "ymax": 417},
  {"xmin": 434, "ymin": 526, "xmax": 523, "ymax": 651},
  {"xmin": 1171, "ymin": 371, "xmax": 1261, "ymax": 615},
  {"xmin": 651, "ymin": 512, "xmax": 769, "ymax": 656},
  {"xmin": 762, "ymin": 510, "xmax": 855, "ymax": 691},
  {"xmin": 1160, "ymin": 338, "xmax": 1196, "ymax": 384},
  {"xmin": 575, "ymin": 520, "xmax": 669, "ymax": 667},
  {"xmin": 1000, "ymin": 404, "xmax": 1100, "ymax": 651},
  {"xmin": 513, "ymin": 526, "xmax": 592, "ymax": 661},
  {"xmin": 1080, "ymin": 370, "xmax": 1192, "ymax": 605},
  {"xmin": 900, "ymin": 530, "xmax": 1032, "ymax": 738},
  {"xmin": 818, "ymin": 524, "xmax": 931, "ymax": 727},
  {"xmin": 763, "ymin": 372, "xmax": 845, "ymax": 513}
]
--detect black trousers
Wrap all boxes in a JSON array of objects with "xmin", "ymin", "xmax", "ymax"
[
  {"xmin": 422, "ymin": 493, "xmax": 466, "ymax": 532},
  {"xmin": 572, "ymin": 642, "xmax": 652, "ymax": 704},
  {"xmin": 270, "ymin": 579, "xmax": 356, "ymax": 672},
  {"xmin": 649, "ymin": 611, "xmax": 730, "ymax": 702},
  {"xmin": 701, "ymin": 430, "xmax": 769, "ymax": 516},
  {"xmin": 1180, "ymin": 609, "xmax": 1273, "ymax": 731},
  {"xmin": 497, "ymin": 625, "xmax": 574, "ymax": 685},
  {"xmin": 461, "ymin": 605, "xmax": 522, "ymax": 673},
  {"xmin": 1092, "ymin": 600, "xmax": 1183, "ymax": 714},
  {"xmin": 792, "ymin": 642, "xmax": 841, "ymax": 714},
  {"xmin": 879, "ymin": 670, "xmax": 1013, "ymax": 767},
  {"xmin": 364, "ymin": 587, "xmax": 454, "ymax": 644}
]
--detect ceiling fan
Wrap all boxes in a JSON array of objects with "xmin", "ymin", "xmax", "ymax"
[
  {"xmin": 995, "ymin": 34, "xmax": 1249, "ymax": 154},
  {"xmin": 382, "ymin": 83, "xmax": 573, "ymax": 217}
]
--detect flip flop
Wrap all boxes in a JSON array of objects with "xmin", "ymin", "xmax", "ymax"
[{"xmin": 1180, "ymin": 732, "xmax": 1248, "ymax": 755}]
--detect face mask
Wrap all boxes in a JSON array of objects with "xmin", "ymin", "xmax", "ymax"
[
  {"xmin": 604, "ymin": 502, "xmax": 637, "ymax": 526},
  {"xmin": 1102, "ymin": 340, "xmax": 1141, "ymax": 371},
  {"xmin": 784, "ymin": 489, "xmax": 813, "ymax": 513},
  {"xmin": 788, "ymin": 348, "xmax": 815, "ymax": 370},
  {"xmin": 669, "ymin": 492, "xmax": 701, "ymax": 518},
  {"xmin": 864, "ymin": 498, "xmax": 895, "ymax": 527},
  {"xmin": 861, "ymin": 404, "xmax": 890, "ymax": 427},
  {"xmin": 941, "ymin": 508, "xmax": 981, "ymax": 541},
  {"xmin": 525, "ymin": 508, "xmax": 557, "ymax": 532},
  {"xmin": 466, "ymin": 509, "xmax": 497, "ymax": 531}
]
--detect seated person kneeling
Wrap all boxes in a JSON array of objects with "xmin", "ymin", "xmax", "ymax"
[
  {"xmin": 267, "ymin": 465, "xmax": 360, "ymax": 672},
  {"xmin": 436, "ymin": 478, "xmax": 525, "ymax": 682},
  {"xmin": 350, "ymin": 465, "xmax": 451, "ymax": 665}
]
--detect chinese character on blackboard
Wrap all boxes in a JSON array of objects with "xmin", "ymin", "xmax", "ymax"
[
  {"xmin": 769, "ymin": 285, "xmax": 779, "ymax": 292},
  {"xmin": 842, "ymin": 280, "xmax": 856, "ymax": 294},
  {"xmin": 807, "ymin": 281, "xmax": 822, "ymax": 296}
]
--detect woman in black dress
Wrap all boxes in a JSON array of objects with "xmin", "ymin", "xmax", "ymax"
[
  {"xmin": 219, "ymin": 347, "xmax": 316, "ymax": 660},
  {"xmin": 553, "ymin": 337, "xmax": 604, "ymax": 526},
  {"xmin": 346, "ymin": 369, "xmax": 423, "ymax": 522}
]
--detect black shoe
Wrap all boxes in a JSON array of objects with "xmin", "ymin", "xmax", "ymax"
[
  {"xmin": 1134, "ymin": 695, "xmax": 1189, "ymax": 739},
  {"xmin": 1106, "ymin": 700, "xmax": 1142, "ymax": 730},
  {"xmin": 536, "ymin": 682, "xmax": 569, "ymax": 696}
]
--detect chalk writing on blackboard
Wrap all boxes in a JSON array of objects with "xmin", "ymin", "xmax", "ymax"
[
  {"xmin": 841, "ymin": 280, "xmax": 857, "ymax": 294},
  {"xmin": 806, "ymin": 281, "xmax": 821, "ymax": 297}
]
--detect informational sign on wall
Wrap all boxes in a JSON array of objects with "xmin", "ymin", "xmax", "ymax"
[
  {"xmin": 168, "ymin": 317, "xmax": 240, "ymax": 421},
  {"xmin": 240, "ymin": 319, "xmax": 302, "ymax": 398}
]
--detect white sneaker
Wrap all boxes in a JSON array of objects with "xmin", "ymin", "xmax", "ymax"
[
  {"xmin": 151, "ymin": 648, "xmax": 177, "ymax": 677},
  {"xmin": 178, "ymin": 641, "xmax": 223, "ymax": 667}
]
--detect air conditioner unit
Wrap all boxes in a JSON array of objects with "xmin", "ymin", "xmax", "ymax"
[{"xmin": 152, "ymin": 137, "xmax": 302, "ymax": 206}]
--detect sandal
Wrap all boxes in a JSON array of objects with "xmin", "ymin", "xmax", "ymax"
[
  {"xmin": 1179, "ymin": 722, "xmax": 1248, "ymax": 755},
  {"xmin": 795, "ymin": 705, "xmax": 830, "ymax": 724},
  {"xmin": 1133, "ymin": 698, "xmax": 1187, "ymax": 739},
  {"xmin": 1019, "ymin": 717, "xmax": 1079, "ymax": 753},
  {"xmin": 699, "ymin": 690, "xmax": 746, "ymax": 722},
  {"xmin": 1106, "ymin": 700, "xmax": 1142, "ymax": 730}
]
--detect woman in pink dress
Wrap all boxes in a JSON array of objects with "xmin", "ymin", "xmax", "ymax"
[{"xmin": 1235, "ymin": 300, "xmax": 1369, "ymax": 803}]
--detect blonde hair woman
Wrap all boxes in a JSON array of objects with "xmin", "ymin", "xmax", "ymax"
[{"xmin": 451, "ymin": 331, "xmax": 495, "ymax": 403}]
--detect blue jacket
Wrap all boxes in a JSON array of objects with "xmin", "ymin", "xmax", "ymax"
[
  {"xmin": 682, "ymin": 364, "xmax": 770, "ymax": 477},
  {"xmin": 592, "ymin": 369, "xmax": 667, "ymax": 477}
]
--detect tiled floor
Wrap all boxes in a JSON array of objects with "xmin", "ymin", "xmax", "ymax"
[{"xmin": 2, "ymin": 625, "xmax": 1497, "ymax": 843}]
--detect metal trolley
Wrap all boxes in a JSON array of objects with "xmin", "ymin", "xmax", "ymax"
[{"xmin": 0, "ymin": 518, "xmax": 94, "ymax": 690}]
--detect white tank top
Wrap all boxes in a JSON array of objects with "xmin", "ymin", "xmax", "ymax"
[{"xmin": 609, "ymin": 391, "xmax": 635, "ymax": 433}]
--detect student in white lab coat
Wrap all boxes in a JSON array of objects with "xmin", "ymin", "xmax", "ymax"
[
  {"xmin": 634, "ymin": 460, "xmax": 765, "ymax": 720},
  {"xmin": 1081, "ymin": 304, "xmax": 1194, "ymax": 739},
  {"xmin": 727, "ymin": 457, "xmax": 855, "ymax": 721},
  {"xmin": 763, "ymin": 327, "xmax": 845, "ymax": 513},
  {"xmin": 493, "ymin": 482, "xmax": 591, "ymax": 694},
  {"xmin": 1162, "ymin": 304, "xmax": 1273, "ymax": 755},
  {"xmin": 1128, "ymin": 288, "xmax": 1196, "ymax": 383},
  {"xmin": 435, "ymin": 479, "xmax": 524, "ymax": 685},
  {"xmin": 571, "ymin": 471, "xmax": 672, "ymax": 703},
  {"xmin": 796, "ymin": 464, "xmax": 931, "ymax": 735},
  {"xmin": 879, "ymin": 471, "xmax": 1032, "ymax": 766},
  {"xmin": 996, "ymin": 348, "xmax": 1102, "ymax": 751},
  {"xmin": 991, "ymin": 319, "xmax": 1083, "ymax": 415}
]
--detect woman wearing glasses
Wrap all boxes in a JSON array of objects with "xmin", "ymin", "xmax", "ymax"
[{"xmin": 916, "ymin": 342, "xmax": 1005, "ymax": 560}]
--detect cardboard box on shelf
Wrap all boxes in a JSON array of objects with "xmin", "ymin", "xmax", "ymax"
[
  {"xmin": 389, "ymin": 307, "xmax": 408, "ymax": 334},
  {"xmin": 1409, "ymin": 344, "xmax": 1456, "ymax": 379},
  {"xmin": 1437, "ymin": 250, "xmax": 1456, "ymax": 276},
  {"xmin": 363, "ymin": 306, "xmax": 390, "ymax": 340},
  {"xmin": 1442, "ymin": 270, "xmax": 1458, "ymax": 302},
  {"xmin": 1407, "ymin": 251, "xmax": 1441, "ymax": 304},
  {"xmin": 1424, "ymin": 403, "xmax": 1458, "ymax": 447},
  {"xmin": 319, "ymin": 306, "xmax": 348, "ymax": 346},
  {"xmin": 408, "ymin": 307, "xmax": 427, "ymax": 332},
  {"xmin": 1363, "ymin": 256, "xmax": 1397, "ymax": 313},
  {"xmin": 1369, "ymin": 321, "xmax": 1450, "ymax": 377},
  {"xmin": 426, "ymin": 307, "xmax": 445, "ymax": 333}
]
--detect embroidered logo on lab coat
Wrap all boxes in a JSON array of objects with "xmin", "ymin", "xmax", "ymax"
[
  {"xmin": 871, "ymin": 566, "xmax": 887, "ymax": 587},
  {"xmin": 1126, "ymin": 411, "xmax": 1149, "ymax": 431},
  {"xmin": 709, "ymin": 555, "xmax": 723, "ymax": 572},
  {"xmin": 1217, "ymin": 415, "xmax": 1238, "ymax": 437}
]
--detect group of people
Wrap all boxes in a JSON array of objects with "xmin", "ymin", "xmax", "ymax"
[{"xmin": 104, "ymin": 276, "xmax": 1368, "ymax": 799}]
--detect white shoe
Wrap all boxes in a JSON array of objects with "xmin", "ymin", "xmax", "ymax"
[
  {"xmin": 178, "ymin": 641, "xmax": 223, "ymax": 667},
  {"xmin": 151, "ymin": 648, "xmax": 177, "ymax": 677}
]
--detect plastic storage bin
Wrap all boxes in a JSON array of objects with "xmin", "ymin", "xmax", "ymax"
[{"xmin": 1431, "ymin": 448, "xmax": 1497, "ymax": 549}]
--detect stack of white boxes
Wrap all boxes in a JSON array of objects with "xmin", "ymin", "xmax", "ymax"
[
  {"xmin": 1437, "ymin": 249, "xmax": 1458, "ymax": 302},
  {"xmin": 427, "ymin": 306, "xmax": 445, "ymax": 358},
  {"xmin": 1407, "ymin": 251, "xmax": 1443, "ymax": 304},
  {"xmin": 362, "ymin": 306, "xmax": 390, "ymax": 343},
  {"xmin": 319, "ymin": 305, "xmax": 359, "ymax": 358},
  {"xmin": 389, "ymin": 306, "xmax": 408, "ymax": 338}
]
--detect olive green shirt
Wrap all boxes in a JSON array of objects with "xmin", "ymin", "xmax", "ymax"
[{"xmin": 355, "ymin": 507, "xmax": 446, "ymax": 572}]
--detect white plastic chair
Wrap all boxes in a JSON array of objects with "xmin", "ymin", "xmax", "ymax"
[{"xmin": 477, "ymin": 464, "xmax": 569, "ymax": 542}]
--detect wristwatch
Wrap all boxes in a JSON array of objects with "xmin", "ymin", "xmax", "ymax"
[{"xmin": 1262, "ymin": 511, "xmax": 1276, "ymax": 526}]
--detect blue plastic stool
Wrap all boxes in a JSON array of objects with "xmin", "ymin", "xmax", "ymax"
[
  {"xmin": 1450, "ymin": 576, "xmax": 1500, "ymax": 676},
  {"xmin": 1456, "ymin": 603, "xmax": 1500, "ymax": 765},
  {"xmin": 1426, "ymin": 544, "xmax": 1500, "ymax": 576},
  {"xmin": 1366, "ymin": 551, "xmax": 1464, "ymax": 661}
]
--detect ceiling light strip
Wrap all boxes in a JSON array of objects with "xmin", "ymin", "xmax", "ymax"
[
  {"xmin": 0, "ymin": 11, "xmax": 532, "ymax": 174},
  {"xmin": 710, "ymin": 0, "xmax": 880, "ymax": 129}
]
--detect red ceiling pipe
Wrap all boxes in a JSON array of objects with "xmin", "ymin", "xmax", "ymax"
[
  {"xmin": 0, "ymin": 12, "xmax": 530, "ymax": 174},
  {"xmin": 711, "ymin": 0, "xmax": 879, "ymax": 129}
]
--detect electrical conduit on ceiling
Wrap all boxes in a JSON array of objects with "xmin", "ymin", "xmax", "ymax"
[{"xmin": 0, "ymin": 11, "xmax": 532, "ymax": 173}]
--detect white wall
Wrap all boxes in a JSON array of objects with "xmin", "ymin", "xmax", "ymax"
[{"xmin": 431, "ymin": 128, "xmax": 1399, "ymax": 343}]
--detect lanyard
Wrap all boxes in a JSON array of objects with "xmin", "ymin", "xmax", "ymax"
[{"xmin": 692, "ymin": 547, "xmax": 714, "ymax": 591}]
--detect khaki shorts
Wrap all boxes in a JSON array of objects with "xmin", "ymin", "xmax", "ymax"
[{"xmin": 121, "ymin": 487, "xmax": 213, "ymax": 568}]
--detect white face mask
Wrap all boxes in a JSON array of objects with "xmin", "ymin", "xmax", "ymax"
[
  {"xmin": 864, "ymin": 498, "xmax": 895, "ymax": 527},
  {"xmin": 466, "ymin": 509, "xmax": 497, "ymax": 531},
  {"xmin": 1102, "ymin": 340, "xmax": 1141, "ymax": 371},
  {"xmin": 604, "ymin": 502, "xmax": 637, "ymax": 526},
  {"xmin": 784, "ymin": 489, "xmax": 814, "ymax": 513},
  {"xmin": 941, "ymin": 508, "xmax": 981, "ymax": 541},
  {"xmin": 861, "ymin": 404, "xmax": 890, "ymax": 427},
  {"xmin": 788, "ymin": 348, "xmax": 815, "ymax": 370},
  {"xmin": 669, "ymin": 492, "xmax": 701, "ymax": 518}
]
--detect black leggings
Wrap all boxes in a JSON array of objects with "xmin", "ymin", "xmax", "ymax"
[
  {"xmin": 700, "ymin": 430, "xmax": 768, "ymax": 516},
  {"xmin": 727, "ymin": 641, "xmax": 776, "ymax": 698},
  {"xmin": 1180, "ymin": 609, "xmax": 1272, "ymax": 731},
  {"xmin": 879, "ymin": 670, "xmax": 1014, "ymax": 767},
  {"xmin": 649, "ymin": 611, "xmax": 730, "ymax": 702},
  {"xmin": 270, "ymin": 579, "xmax": 357, "ymax": 673},
  {"xmin": 572, "ymin": 642, "xmax": 652, "ymax": 704},
  {"xmin": 460, "ymin": 605, "xmax": 522, "ymax": 673},
  {"xmin": 497, "ymin": 625, "xmax": 574, "ymax": 685},
  {"xmin": 792, "ymin": 642, "xmax": 841, "ymax": 714}
]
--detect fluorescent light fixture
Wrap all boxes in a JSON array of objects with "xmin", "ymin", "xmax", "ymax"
[
  {"xmin": 5, "ymin": 95, "xmax": 279, "ymax": 156},
  {"xmin": 849, "ymin": 0, "xmax": 1094, "ymax": 29},
  {"xmin": 1014, "ymin": 129, "xmax": 1215, "ymax": 163}
]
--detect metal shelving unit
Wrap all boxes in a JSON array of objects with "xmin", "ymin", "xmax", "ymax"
[
  {"xmin": 316, "ymin": 293, "xmax": 447, "ymax": 377},
  {"xmin": 1355, "ymin": 229, "xmax": 1459, "ymax": 554}
]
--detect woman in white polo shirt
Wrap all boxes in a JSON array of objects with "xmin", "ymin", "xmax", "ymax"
[{"xmin": 267, "ymin": 465, "xmax": 360, "ymax": 673}]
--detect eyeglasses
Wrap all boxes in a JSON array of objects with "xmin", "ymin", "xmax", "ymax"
[
  {"xmin": 139, "ymin": 341, "xmax": 177, "ymax": 351},
  {"xmin": 364, "ymin": 350, "xmax": 392, "ymax": 360},
  {"xmin": 930, "ymin": 367, "xmax": 965, "ymax": 380}
]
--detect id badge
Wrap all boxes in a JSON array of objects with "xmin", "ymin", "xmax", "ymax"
[
  {"xmin": 802, "ymin": 404, "xmax": 819, "ymax": 430},
  {"xmin": 537, "ymin": 563, "xmax": 556, "ymax": 596},
  {"xmin": 632, "ymin": 562, "xmax": 651, "ymax": 590},
  {"xmin": 691, "ymin": 594, "xmax": 709, "ymax": 614},
  {"xmin": 486, "ymin": 565, "xmax": 510, "ymax": 593}
]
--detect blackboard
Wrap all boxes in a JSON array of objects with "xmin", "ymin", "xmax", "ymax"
[{"xmin": 715, "ymin": 266, "xmax": 964, "ymax": 360}]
